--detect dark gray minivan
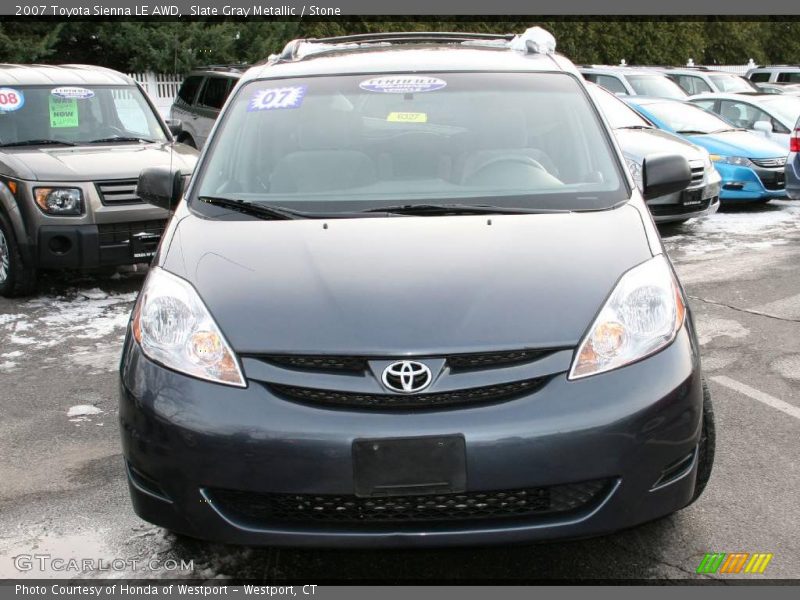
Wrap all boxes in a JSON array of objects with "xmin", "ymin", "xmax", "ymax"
[{"xmin": 120, "ymin": 29, "xmax": 714, "ymax": 547}]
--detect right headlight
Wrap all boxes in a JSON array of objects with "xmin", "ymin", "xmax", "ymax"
[
  {"xmin": 569, "ymin": 255, "xmax": 686, "ymax": 380},
  {"xmin": 131, "ymin": 267, "xmax": 246, "ymax": 387},
  {"xmin": 709, "ymin": 155, "xmax": 753, "ymax": 167}
]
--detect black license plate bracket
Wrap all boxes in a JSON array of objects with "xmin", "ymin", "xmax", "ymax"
[{"xmin": 352, "ymin": 435, "xmax": 466, "ymax": 498}]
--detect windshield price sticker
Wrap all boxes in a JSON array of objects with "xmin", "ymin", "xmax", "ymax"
[
  {"xmin": 51, "ymin": 87, "xmax": 95, "ymax": 100},
  {"xmin": 248, "ymin": 86, "xmax": 307, "ymax": 112},
  {"xmin": 49, "ymin": 97, "xmax": 79, "ymax": 128},
  {"xmin": 360, "ymin": 76, "xmax": 447, "ymax": 94},
  {"xmin": 0, "ymin": 88, "xmax": 24, "ymax": 112},
  {"xmin": 387, "ymin": 112, "xmax": 428, "ymax": 123}
]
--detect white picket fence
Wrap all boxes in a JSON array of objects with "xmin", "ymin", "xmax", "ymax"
[{"xmin": 127, "ymin": 72, "xmax": 182, "ymax": 118}]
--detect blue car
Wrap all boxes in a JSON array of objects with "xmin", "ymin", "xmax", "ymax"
[
  {"xmin": 626, "ymin": 97, "xmax": 788, "ymax": 202},
  {"xmin": 789, "ymin": 116, "xmax": 800, "ymax": 199}
]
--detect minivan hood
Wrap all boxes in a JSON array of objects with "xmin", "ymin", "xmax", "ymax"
[
  {"xmin": 164, "ymin": 206, "xmax": 654, "ymax": 355},
  {"xmin": 0, "ymin": 142, "xmax": 198, "ymax": 181},
  {"xmin": 614, "ymin": 128, "xmax": 704, "ymax": 163},
  {"xmin": 686, "ymin": 130, "xmax": 788, "ymax": 159}
]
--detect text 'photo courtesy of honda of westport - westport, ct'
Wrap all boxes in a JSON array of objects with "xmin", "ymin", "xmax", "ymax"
[{"xmin": 1, "ymin": 5, "xmax": 800, "ymax": 589}]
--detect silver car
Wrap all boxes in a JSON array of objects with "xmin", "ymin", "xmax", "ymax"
[
  {"xmin": 663, "ymin": 67, "xmax": 760, "ymax": 95},
  {"xmin": 689, "ymin": 93, "xmax": 800, "ymax": 149},
  {"xmin": 580, "ymin": 66, "xmax": 688, "ymax": 100},
  {"xmin": 589, "ymin": 83, "xmax": 720, "ymax": 223},
  {"xmin": 169, "ymin": 66, "xmax": 244, "ymax": 149}
]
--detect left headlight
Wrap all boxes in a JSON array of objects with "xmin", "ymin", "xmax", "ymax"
[
  {"xmin": 132, "ymin": 267, "xmax": 246, "ymax": 388},
  {"xmin": 569, "ymin": 255, "xmax": 686, "ymax": 380},
  {"xmin": 709, "ymin": 155, "xmax": 753, "ymax": 167},
  {"xmin": 34, "ymin": 187, "xmax": 83, "ymax": 215}
]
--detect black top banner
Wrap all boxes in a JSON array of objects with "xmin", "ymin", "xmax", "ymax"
[{"xmin": 3, "ymin": 0, "xmax": 800, "ymax": 17}]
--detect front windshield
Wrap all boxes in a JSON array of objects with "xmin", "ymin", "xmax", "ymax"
[
  {"xmin": 193, "ymin": 72, "xmax": 626, "ymax": 214},
  {"xmin": 644, "ymin": 101, "xmax": 732, "ymax": 134},
  {"xmin": 0, "ymin": 85, "xmax": 167, "ymax": 146},
  {"xmin": 708, "ymin": 74, "xmax": 758, "ymax": 93},
  {"xmin": 626, "ymin": 74, "xmax": 688, "ymax": 100},
  {"xmin": 760, "ymin": 95, "xmax": 800, "ymax": 126},
  {"xmin": 589, "ymin": 85, "xmax": 652, "ymax": 129}
]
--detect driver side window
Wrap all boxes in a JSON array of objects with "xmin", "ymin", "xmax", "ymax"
[{"xmin": 719, "ymin": 100, "xmax": 772, "ymax": 131}]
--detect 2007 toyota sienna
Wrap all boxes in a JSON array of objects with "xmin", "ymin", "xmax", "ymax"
[{"xmin": 120, "ymin": 28, "xmax": 715, "ymax": 547}]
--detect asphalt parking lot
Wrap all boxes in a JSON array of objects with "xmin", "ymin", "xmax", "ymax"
[{"xmin": 1, "ymin": 201, "xmax": 799, "ymax": 581}]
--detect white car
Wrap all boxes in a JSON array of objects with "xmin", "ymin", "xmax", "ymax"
[{"xmin": 689, "ymin": 93, "xmax": 800, "ymax": 149}]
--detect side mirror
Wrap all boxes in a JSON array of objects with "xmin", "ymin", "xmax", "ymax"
[
  {"xmin": 165, "ymin": 119, "xmax": 183, "ymax": 137},
  {"xmin": 753, "ymin": 120, "xmax": 772, "ymax": 136},
  {"xmin": 137, "ymin": 166, "xmax": 184, "ymax": 211},
  {"xmin": 642, "ymin": 153, "xmax": 692, "ymax": 200}
]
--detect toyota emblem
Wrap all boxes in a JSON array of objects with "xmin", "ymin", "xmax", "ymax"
[{"xmin": 381, "ymin": 361, "xmax": 432, "ymax": 393}]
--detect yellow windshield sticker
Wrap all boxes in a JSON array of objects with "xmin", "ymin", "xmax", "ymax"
[
  {"xmin": 387, "ymin": 112, "xmax": 428, "ymax": 123},
  {"xmin": 49, "ymin": 96, "xmax": 78, "ymax": 128}
]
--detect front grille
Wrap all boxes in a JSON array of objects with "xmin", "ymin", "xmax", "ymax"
[
  {"xmin": 446, "ymin": 348, "xmax": 557, "ymax": 370},
  {"xmin": 270, "ymin": 377, "xmax": 548, "ymax": 410},
  {"xmin": 97, "ymin": 220, "xmax": 166, "ymax": 246},
  {"xmin": 751, "ymin": 157, "xmax": 787, "ymax": 168},
  {"xmin": 265, "ymin": 355, "xmax": 367, "ymax": 373},
  {"xmin": 257, "ymin": 348, "xmax": 559, "ymax": 374},
  {"xmin": 95, "ymin": 179, "xmax": 142, "ymax": 205},
  {"xmin": 207, "ymin": 479, "xmax": 613, "ymax": 527},
  {"xmin": 688, "ymin": 160, "xmax": 705, "ymax": 186}
]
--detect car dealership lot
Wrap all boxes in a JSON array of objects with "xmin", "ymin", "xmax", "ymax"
[{"xmin": 1, "ymin": 202, "xmax": 799, "ymax": 580}]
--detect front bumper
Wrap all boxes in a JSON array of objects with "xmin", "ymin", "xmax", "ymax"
[
  {"xmin": 119, "ymin": 325, "xmax": 703, "ymax": 548},
  {"xmin": 648, "ymin": 171, "xmax": 720, "ymax": 224},
  {"xmin": 714, "ymin": 162, "xmax": 787, "ymax": 201},
  {"xmin": 37, "ymin": 220, "xmax": 166, "ymax": 269}
]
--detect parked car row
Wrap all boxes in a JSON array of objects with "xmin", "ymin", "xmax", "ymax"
[{"xmin": 581, "ymin": 64, "xmax": 800, "ymax": 213}]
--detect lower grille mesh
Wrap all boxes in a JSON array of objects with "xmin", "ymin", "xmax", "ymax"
[
  {"xmin": 208, "ymin": 479, "xmax": 613, "ymax": 526},
  {"xmin": 270, "ymin": 377, "xmax": 548, "ymax": 410}
]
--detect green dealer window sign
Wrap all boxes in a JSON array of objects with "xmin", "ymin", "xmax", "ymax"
[{"xmin": 49, "ymin": 96, "xmax": 78, "ymax": 128}]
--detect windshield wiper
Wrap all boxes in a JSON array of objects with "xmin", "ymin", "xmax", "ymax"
[
  {"xmin": 709, "ymin": 128, "xmax": 748, "ymax": 134},
  {"xmin": 199, "ymin": 196, "xmax": 310, "ymax": 220},
  {"xmin": 0, "ymin": 139, "xmax": 77, "ymax": 147},
  {"xmin": 675, "ymin": 129, "xmax": 711, "ymax": 135},
  {"xmin": 89, "ymin": 136, "xmax": 156, "ymax": 144},
  {"xmin": 361, "ymin": 203, "xmax": 569, "ymax": 216},
  {"xmin": 617, "ymin": 125, "xmax": 653, "ymax": 130}
]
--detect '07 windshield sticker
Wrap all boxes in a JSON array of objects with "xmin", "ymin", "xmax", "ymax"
[
  {"xmin": 51, "ymin": 86, "xmax": 95, "ymax": 100},
  {"xmin": 359, "ymin": 76, "xmax": 447, "ymax": 94},
  {"xmin": 0, "ymin": 88, "xmax": 24, "ymax": 112},
  {"xmin": 248, "ymin": 85, "xmax": 307, "ymax": 112}
]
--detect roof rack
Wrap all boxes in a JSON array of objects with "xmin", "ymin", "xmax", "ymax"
[
  {"xmin": 270, "ymin": 28, "xmax": 555, "ymax": 64},
  {"xmin": 196, "ymin": 63, "xmax": 249, "ymax": 72}
]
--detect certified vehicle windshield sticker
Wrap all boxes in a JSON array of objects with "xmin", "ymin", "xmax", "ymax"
[
  {"xmin": 248, "ymin": 85, "xmax": 307, "ymax": 112},
  {"xmin": 0, "ymin": 88, "xmax": 24, "ymax": 112},
  {"xmin": 51, "ymin": 86, "xmax": 95, "ymax": 100},
  {"xmin": 360, "ymin": 76, "xmax": 447, "ymax": 94},
  {"xmin": 49, "ymin": 96, "xmax": 79, "ymax": 128},
  {"xmin": 387, "ymin": 112, "xmax": 428, "ymax": 123}
]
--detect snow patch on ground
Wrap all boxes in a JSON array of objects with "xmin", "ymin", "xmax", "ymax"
[
  {"xmin": 0, "ymin": 290, "xmax": 136, "ymax": 360},
  {"xmin": 67, "ymin": 405, "xmax": 103, "ymax": 417}
]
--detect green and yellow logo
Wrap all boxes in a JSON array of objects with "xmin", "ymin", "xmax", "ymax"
[{"xmin": 696, "ymin": 552, "xmax": 773, "ymax": 574}]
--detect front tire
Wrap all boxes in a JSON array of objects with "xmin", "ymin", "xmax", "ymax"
[
  {"xmin": 688, "ymin": 379, "xmax": 716, "ymax": 505},
  {"xmin": 0, "ymin": 211, "xmax": 37, "ymax": 297}
]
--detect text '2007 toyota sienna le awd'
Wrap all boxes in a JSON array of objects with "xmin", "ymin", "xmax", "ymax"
[{"xmin": 120, "ymin": 28, "xmax": 715, "ymax": 548}]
